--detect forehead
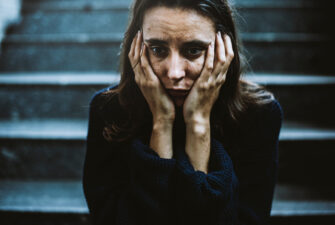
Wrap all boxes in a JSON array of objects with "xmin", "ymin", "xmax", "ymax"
[{"xmin": 142, "ymin": 6, "xmax": 215, "ymax": 42}]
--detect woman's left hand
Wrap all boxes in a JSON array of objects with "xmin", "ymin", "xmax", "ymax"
[{"xmin": 183, "ymin": 32, "xmax": 234, "ymax": 124}]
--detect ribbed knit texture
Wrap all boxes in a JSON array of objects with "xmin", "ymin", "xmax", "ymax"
[{"xmin": 83, "ymin": 88, "xmax": 283, "ymax": 225}]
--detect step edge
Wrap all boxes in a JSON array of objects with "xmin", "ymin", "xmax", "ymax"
[
  {"xmin": 22, "ymin": 1, "xmax": 131, "ymax": 13},
  {"xmin": 0, "ymin": 72, "xmax": 120, "ymax": 86},
  {"xmin": 1, "ymin": 181, "xmax": 334, "ymax": 216},
  {"xmin": 245, "ymin": 73, "xmax": 335, "ymax": 85},
  {"xmin": 0, "ymin": 205, "xmax": 88, "ymax": 214},
  {"xmin": 2, "ymin": 205, "xmax": 335, "ymax": 216},
  {"xmin": 20, "ymin": 0, "xmax": 328, "ymax": 12},
  {"xmin": 1, "ymin": 73, "xmax": 334, "ymax": 86},
  {"xmin": 3, "ymin": 33, "xmax": 332, "ymax": 44},
  {"xmin": 0, "ymin": 120, "xmax": 334, "ymax": 141}
]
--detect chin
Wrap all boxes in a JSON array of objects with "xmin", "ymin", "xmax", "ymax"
[{"xmin": 173, "ymin": 97, "xmax": 185, "ymax": 107}]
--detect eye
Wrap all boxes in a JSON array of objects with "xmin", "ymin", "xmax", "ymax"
[
  {"xmin": 150, "ymin": 46, "xmax": 168, "ymax": 57},
  {"xmin": 183, "ymin": 47, "xmax": 205, "ymax": 58}
]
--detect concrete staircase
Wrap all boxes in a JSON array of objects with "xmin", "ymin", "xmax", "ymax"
[{"xmin": 1, "ymin": 0, "xmax": 335, "ymax": 224}]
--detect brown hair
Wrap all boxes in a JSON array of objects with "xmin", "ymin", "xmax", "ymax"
[{"xmin": 98, "ymin": 0, "xmax": 273, "ymax": 142}]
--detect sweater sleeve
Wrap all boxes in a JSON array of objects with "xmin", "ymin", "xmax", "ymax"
[
  {"xmin": 172, "ymin": 99, "xmax": 283, "ymax": 225},
  {"xmin": 173, "ymin": 138, "xmax": 239, "ymax": 225},
  {"xmin": 82, "ymin": 91, "xmax": 176, "ymax": 225}
]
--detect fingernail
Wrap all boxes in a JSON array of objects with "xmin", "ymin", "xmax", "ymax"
[{"xmin": 218, "ymin": 31, "xmax": 221, "ymax": 37}]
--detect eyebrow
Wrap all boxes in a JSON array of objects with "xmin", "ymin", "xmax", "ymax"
[{"xmin": 144, "ymin": 38, "xmax": 210, "ymax": 47}]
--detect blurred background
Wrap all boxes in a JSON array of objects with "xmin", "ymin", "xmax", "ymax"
[{"xmin": 0, "ymin": 0, "xmax": 335, "ymax": 224}]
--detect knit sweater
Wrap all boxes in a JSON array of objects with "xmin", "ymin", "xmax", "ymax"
[{"xmin": 82, "ymin": 86, "xmax": 283, "ymax": 225}]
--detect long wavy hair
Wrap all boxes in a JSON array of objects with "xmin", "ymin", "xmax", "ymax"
[{"xmin": 97, "ymin": 0, "xmax": 273, "ymax": 142}]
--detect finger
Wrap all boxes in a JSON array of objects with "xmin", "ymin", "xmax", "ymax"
[
  {"xmin": 199, "ymin": 41, "xmax": 215, "ymax": 82},
  {"xmin": 221, "ymin": 35, "xmax": 234, "ymax": 76},
  {"xmin": 129, "ymin": 31, "xmax": 138, "ymax": 61},
  {"xmin": 140, "ymin": 44, "xmax": 156, "ymax": 80},
  {"xmin": 133, "ymin": 30, "xmax": 142, "ymax": 63},
  {"xmin": 212, "ymin": 31, "xmax": 226, "ymax": 77}
]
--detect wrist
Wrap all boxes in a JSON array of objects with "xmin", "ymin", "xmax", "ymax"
[
  {"xmin": 186, "ymin": 119, "xmax": 210, "ymax": 138},
  {"xmin": 151, "ymin": 120, "xmax": 173, "ymax": 159},
  {"xmin": 185, "ymin": 115, "xmax": 210, "ymax": 128},
  {"xmin": 152, "ymin": 118, "xmax": 174, "ymax": 130},
  {"xmin": 185, "ymin": 118, "xmax": 211, "ymax": 174}
]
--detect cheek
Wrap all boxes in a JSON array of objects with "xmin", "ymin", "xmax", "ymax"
[
  {"xmin": 187, "ymin": 55, "xmax": 205, "ymax": 80},
  {"xmin": 148, "ymin": 54, "xmax": 165, "ymax": 78}
]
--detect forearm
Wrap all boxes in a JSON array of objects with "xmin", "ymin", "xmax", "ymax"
[
  {"xmin": 185, "ymin": 119, "xmax": 211, "ymax": 173},
  {"xmin": 150, "ymin": 120, "xmax": 174, "ymax": 159}
]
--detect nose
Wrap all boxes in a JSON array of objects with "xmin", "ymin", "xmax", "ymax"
[{"xmin": 166, "ymin": 52, "xmax": 186, "ymax": 82}]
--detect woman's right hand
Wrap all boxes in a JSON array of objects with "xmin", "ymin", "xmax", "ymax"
[
  {"xmin": 129, "ymin": 31, "xmax": 174, "ymax": 159},
  {"xmin": 128, "ymin": 31, "xmax": 175, "ymax": 124}
]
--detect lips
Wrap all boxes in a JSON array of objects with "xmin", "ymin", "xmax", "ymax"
[{"xmin": 167, "ymin": 89, "xmax": 189, "ymax": 97}]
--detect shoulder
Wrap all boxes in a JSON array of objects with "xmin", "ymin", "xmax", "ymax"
[
  {"xmin": 251, "ymin": 98, "xmax": 283, "ymax": 124},
  {"xmin": 240, "ymin": 80, "xmax": 283, "ymax": 132},
  {"xmin": 89, "ymin": 84, "xmax": 118, "ymax": 108},
  {"xmin": 88, "ymin": 84, "xmax": 125, "ymax": 127},
  {"xmin": 239, "ymin": 98, "xmax": 283, "ymax": 145},
  {"xmin": 89, "ymin": 84, "xmax": 121, "ymax": 113}
]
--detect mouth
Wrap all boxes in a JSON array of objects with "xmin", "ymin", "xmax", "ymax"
[{"xmin": 167, "ymin": 89, "xmax": 189, "ymax": 97}]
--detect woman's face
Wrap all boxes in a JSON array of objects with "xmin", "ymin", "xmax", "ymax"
[{"xmin": 142, "ymin": 6, "xmax": 216, "ymax": 107}]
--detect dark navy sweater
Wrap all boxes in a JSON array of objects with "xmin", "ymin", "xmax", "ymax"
[{"xmin": 83, "ymin": 87, "xmax": 283, "ymax": 225}]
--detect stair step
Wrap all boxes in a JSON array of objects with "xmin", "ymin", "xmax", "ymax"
[
  {"xmin": 280, "ymin": 122, "xmax": 335, "ymax": 141},
  {"xmin": 246, "ymin": 73, "xmax": 335, "ymax": 85},
  {"xmin": 22, "ymin": 0, "xmax": 132, "ymax": 12},
  {"xmin": 8, "ymin": 5, "xmax": 331, "ymax": 34},
  {"xmin": 0, "ymin": 73, "xmax": 120, "ymax": 120},
  {"xmin": 0, "ymin": 119, "xmax": 334, "ymax": 182},
  {"xmin": 0, "ymin": 37, "xmax": 121, "ymax": 72},
  {"xmin": 20, "ymin": 0, "xmax": 328, "ymax": 12},
  {"xmin": 0, "ymin": 72, "xmax": 120, "ymax": 85},
  {"xmin": 0, "ymin": 120, "xmax": 87, "ymax": 140},
  {"xmin": 1, "ymin": 73, "xmax": 334, "ymax": 124},
  {"xmin": 0, "ymin": 180, "xmax": 87, "ymax": 213},
  {"xmin": 0, "ymin": 120, "xmax": 334, "ymax": 141},
  {"xmin": 0, "ymin": 181, "xmax": 334, "ymax": 216},
  {"xmin": 8, "ymin": 12, "xmax": 129, "ymax": 35},
  {"xmin": 1, "ymin": 32, "xmax": 333, "ymax": 73},
  {"xmin": 233, "ymin": 0, "xmax": 330, "ymax": 9},
  {"xmin": 1, "ymin": 72, "xmax": 334, "ymax": 86},
  {"xmin": 3, "ymin": 32, "xmax": 331, "ymax": 44},
  {"xmin": 273, "ymin": 184, "xmax": 335, "ymax": 216}
]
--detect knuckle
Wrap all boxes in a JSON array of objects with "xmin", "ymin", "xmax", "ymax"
[
  {"xmin": 206, "ymin": 64, "xmax": 214, "ymax": 71},
  {"xmin": 199, "ymin": 83, "xmax": 206, "ymax": 90},
  {"xmin": 140, "ymin": 56, "xmax": 147, "ymax": 65},
  {"xmin": 219, "ymin": 57, "xmax": 226, "ymax": 65},
  {"xmin": 220, "ymin": 77, "xmax": 226, "ymax": 84},
  {"xmin": 138, "ymin": 80, "xmax": 145, "ymax": 88},
  {"xmin": 200, "ymin": 82, "xmax": 210, "ymax": 90},
  {"xmin": 228, "ymin": 51, "xmax": 235, "ymax": 60},
  {"xmin": 134, "ymin": 75, "xmax": 140, "ymax": 83},
  {"xmin": 146, "ymin": 80, "xmax": 156, "ymax": 88},
  {"xmin": 209, "ymin": 81, "xmax": 216, "ymax": 88},
  {"xmin": 216, "ymin": 76, "xmax": 224, "ymax": 84},
  {"xmin": 135, "ymin": 77, "xmax": 141, "ymax": 85}
]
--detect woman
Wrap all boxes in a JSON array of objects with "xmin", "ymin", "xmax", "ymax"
[{"xmin": 83, "ymin": 0, "xmax": 283, "ymax": 224}]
